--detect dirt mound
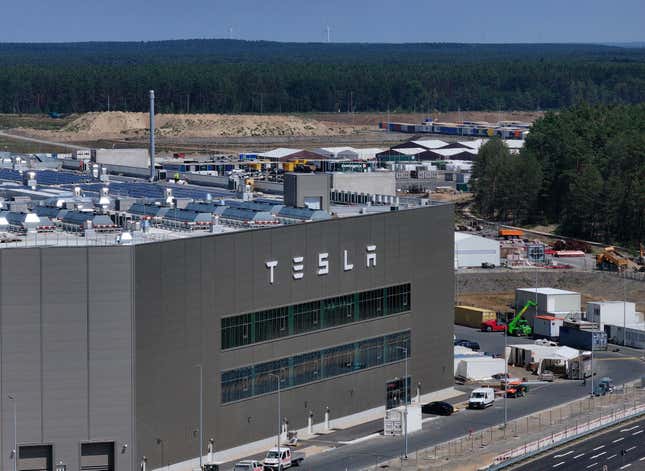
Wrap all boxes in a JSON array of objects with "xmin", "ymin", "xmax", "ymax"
[{"xmin": 31, "ymin": 112, "xmax": 370, "ymax": 141}]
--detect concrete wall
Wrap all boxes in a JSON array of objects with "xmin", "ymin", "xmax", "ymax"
[
  {"xmin": 283, "ymin": 173, "xmax": 331, "ymax": 210},
  {"xmin": 134, "ymin": 204, "xmax": 454, "ymax": 468},
  {"xmin": 331, "ymin": 172, "xmax": 396, "ymax": 197},
  {"xmin": 0, "ymin": 247, "xmax": 135, "ymax": 471},
  {"xmin": 93, "ymin": 149, "xmax": 150, "ymax": 168},
  {"xmin": 454, "ymin": 233, "xmax": 500, "ymax": 268}
]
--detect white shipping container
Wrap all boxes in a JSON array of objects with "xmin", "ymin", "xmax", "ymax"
[
  {"xmin": 533, "ymin": 316, "xmax": 564, "ymax": 339},
  {"xmin": 586, "ymin": 301, "xmax": 640, "ymax": 329},
  {"xmin": 455, "ymin": 357, "xmax": 506, "ymax": 381}
]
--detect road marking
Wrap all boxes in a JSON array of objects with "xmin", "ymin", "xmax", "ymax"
[
  {"xmin": 591, "ymin": 452, "xmax": 606, "ymax": 459},
  {"xmin": 619, "ymin": 464, "xmax": 631, "ymax": 469},
  {"xmin": 593, "ymin": 445, "xmax": 605, "ymax": 451},
  {"xmin": 555, "ymin": 451, "xmax": 574, "ymax": 458},
  {"xmin": 640, "ymin": 456, "xmax": 645, "ymax": 461},
  {"xmin": 574, "ymin": 453, "xmax": 586, "ymax": 459},
  {"xmin": 613, "ymin": 437, "xmax": 625, "ymax": 443},
  {"xmin": 633, "ymin": 430, "xmax": 643, "ymax": 436},
  {"xmin": 626, "ymin": 446, "xmax": 637, "ymax": 452},
  {"xmin": 586, "ymin": 463, "xmax": 598, "ymax": 469},
  {"xmin": 553, "ymin": 462, "xmax": 565, "ymax": 468},
  {"xmin": 621, "ymin": 426, "xmax": 639, "ymax": 432},
  {"xmin": 607, "ymin": 454, "xmax": 617, "ymax": 460}
]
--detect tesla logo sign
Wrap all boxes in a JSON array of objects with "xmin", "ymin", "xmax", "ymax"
[{"xmin": 265, "ymin": 245, "xmax": 376, "ymax": 284}]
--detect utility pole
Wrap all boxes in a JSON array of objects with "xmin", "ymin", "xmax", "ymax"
[
  {"xmin": 395, "ymin": 347, "xmax": 408, "ymax": 460},
  {"xmin": 195, "ymin": 364, "xmax": 203, "ymax": 469},
  {"xmin": 326, "ymin": 26, "xmax": 331, "ymax": 43},
  {"xmin": 504, "ymin": 323, "xmax": 508, "ymax": 428},
  {"xmin": 268, "ymin": 374, "xmax": 282, "ymax": 455},
  {"xmin": 8, "ymin": 394, "xmax": 17, "ymax": 471}
]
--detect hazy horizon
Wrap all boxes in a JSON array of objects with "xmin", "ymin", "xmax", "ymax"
[{"xmin": 2, "ymin": 0, "xmax": 644, "ymax": 43}]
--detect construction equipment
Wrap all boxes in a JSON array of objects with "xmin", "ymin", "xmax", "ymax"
[
  {"xmin": 596, "ymin": 246, "xmax": 629, "ymax": 272},
  {"xmin": 508, "ymin": 300, "xmax": 535, "ymax": 336},
  {"xmin": 499, "ymin": 228, "xmax": 523, "ymax": 239}
]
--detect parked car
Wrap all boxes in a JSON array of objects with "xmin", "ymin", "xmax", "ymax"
[
  {"xmin": 454, "ymin": 339, "xmax": 481, "ymax": 351},
  {"xmin": 422, "ymin": 401, "xmax": 454, "ymax": 416},
  {"xmin": 481, "ymin": 319, "xmax": 506, "ymax": 332},
  {"xmin": 481, "ymin": 262, "xmax": 496, "ymax": 269},
  {"xmin": 538, "ymin": 370, "xmax": 555, "ymax": 382},
  {"xmin": 234, "ymin": 460, "xmax": 263, "ymax": 471}
]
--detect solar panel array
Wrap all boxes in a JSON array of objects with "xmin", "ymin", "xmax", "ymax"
[
  {"xmin": 74, "ymin": 182, "xmax": 231, "ymax": 200},
  {"xmin": 0, "ymin": 169, "xmax": 95, "ymax": 185}
]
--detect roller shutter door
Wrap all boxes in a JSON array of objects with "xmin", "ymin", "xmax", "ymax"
[
  {"xmin": 81, "ymin": 442, "xmax": 114, "ymax": 471},
  {"xmin": 19, "ymin": 445, "xmax": 52, "ymax": 471}
]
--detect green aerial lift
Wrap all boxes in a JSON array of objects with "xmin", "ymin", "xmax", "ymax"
[{"xmin": 508, "ymin": 300, "xmax": 536, "ymax": 336}]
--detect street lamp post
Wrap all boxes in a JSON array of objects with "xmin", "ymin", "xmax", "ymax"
[
  {"xmin": 394, "ymin": 346, "xmax": 409, "ymax": 460},
  {"xmin": 267, "ymin": 373, "xmax": 282, "ymax": 470},
  {"xmin": 8, "ymin": 395, "xmax": 17, "ymax": 471},
  {"xmin": 195, "ymin": 364, "xmax": 203, "ymax": 470}
]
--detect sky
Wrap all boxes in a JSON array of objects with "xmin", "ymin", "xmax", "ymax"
[{"xmin": 2, "ymin": 0, "xmax": 644, "ymax": 43}]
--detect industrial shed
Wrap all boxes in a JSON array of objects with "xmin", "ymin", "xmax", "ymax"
[
  {"xmin": 454, "ymin": 232, "xmax": 500, "ymax": 268},
  {"xmin": 515, "ymin": 288, "xmax": 581, "ymax": 326}
]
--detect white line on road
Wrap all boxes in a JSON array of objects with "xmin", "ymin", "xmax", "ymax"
[
  {"xmin": 640, "ymin": 456, "xmax": 645, "ymax": 461},
  {"xmin": 553, "ymin": 462, "xmax": 565, "ymax": 468},
  {"xmin": 620, "ymin": 426, "xmax": 640, "ymax": 432},
  {"xmin": 593, "ymin": 445, "xmax": 605, "ymax": 451},
  {"xmin": 555, "ymin": 451, "xmax": 574, "ymax": 458},
  {"xmin": 607, "ymin": 454, "xmax": 617, "ymax": 460},
  {"xmin": 633, "ymin": 430, "xmax": 643, "ymax": 436},
  {"xmin": 591, "ymin": 452, "xmax": 606, "ymax": 459},
  {"xmin": 574, "ymin": 453, "xmax": 586, "ymax": 459},
  {"xmin": 619, "ymin": 464, "xmax": 631, "ymax": 469},
  {"xmin": 613, "ymin": 437, "xmax": 625, "ymax": 443},
  {"xmin": 585, "ymin": 463, "xmax": 597, "ymax": 469},
  {"xmin": 626, "ymin": 446, "xmax": 637, "ymax": 452}
]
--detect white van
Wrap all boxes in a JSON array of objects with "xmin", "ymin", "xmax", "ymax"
[{"xmin": 468, "ymin": 387, "xmax": 495, "ymax": 409}]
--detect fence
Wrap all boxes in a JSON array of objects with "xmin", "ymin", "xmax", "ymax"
[{"xmin": 375, "ymin": 383, "xmax": 645, "ymax": 470}]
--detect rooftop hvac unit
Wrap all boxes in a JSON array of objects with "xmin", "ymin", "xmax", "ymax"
[
  {"xmin": 99, "ymin": 187, "xmax": 110, "ymax": 208},
  {"xmin": 74, "ymin": 186, "xmax": 82, "ymax": 197},
  {"xmin": 165, "ymin": 188, "xmax": 174, "ymax": 207}
]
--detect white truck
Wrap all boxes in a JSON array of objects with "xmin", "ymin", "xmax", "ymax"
[
  {"xmin": 468, "ymin": 387, "xmax": 495, "ymax": 409},
  {"xmin": 263, "ymin": 447, "xmax": 304, "ymax": 470}
]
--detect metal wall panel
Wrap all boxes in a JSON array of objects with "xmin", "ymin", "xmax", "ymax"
[
  {"xmin": 134, "ymin": 204, "xmax": 454, "ymax": 467},
  {"xmin": 0, "ymin": 247, "xmax": 134, "ymax": 471}
]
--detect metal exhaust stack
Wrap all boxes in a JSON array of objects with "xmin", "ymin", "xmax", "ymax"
[{"xmin": 149, "ymin": 90, "xmax": 156, "ymax": 182}]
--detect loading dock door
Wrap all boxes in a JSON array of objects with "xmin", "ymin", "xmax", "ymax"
[
  {"xmin": 81, "ymin": 442, "xmax": 114, "ymax": 471},
  {"xmin": 19, "ymin": 445, "xmax": 52, "ymax": 471}
]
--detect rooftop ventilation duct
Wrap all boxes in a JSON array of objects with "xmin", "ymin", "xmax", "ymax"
[
  {"xmin": 74, "ymin": 186, "xmax": 82, "ymax": 197},
  {"xmin": 165, "ymin": 188, "xmax": 174, "ymax": 207}
]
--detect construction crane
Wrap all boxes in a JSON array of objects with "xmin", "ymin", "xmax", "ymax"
[
  {"xmin": 508, "ymin": 300, "xmax": 536, "ymax": 336},
  {"xmin": 596, "ymin": 246, "xmax": 629, "ymax": 272}
]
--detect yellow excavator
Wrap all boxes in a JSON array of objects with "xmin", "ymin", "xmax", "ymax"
[{"xmin": 596, "ymin": 246, "xmax": 629, "ymax": 272}]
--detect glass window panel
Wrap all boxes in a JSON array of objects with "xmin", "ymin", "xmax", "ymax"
[
  {"xmin": 292, "ymin": 352, "xmax": 321, "ymax": 386},
  {"xmin": 293, "ymin": 301, "xmax": 321, "ymax": 334},
  {"xmin": 322, "ymin": 344, "xmax": 356, "ymax": 378},
  {"xmin": 359, "ymin": 288, "xmax": 384, "ymax": 320},
  {"xmin": 255, "ymin": 307, "xmax": 289, "ymax": 343},
  {"xmin": 323, "ymin": 294, "xmax": 355, "ymax": 327}
]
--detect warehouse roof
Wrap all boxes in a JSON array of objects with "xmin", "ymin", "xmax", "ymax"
[{"xmin": 517, "ymin": 288, "xmax": 579, "ymax": 296}]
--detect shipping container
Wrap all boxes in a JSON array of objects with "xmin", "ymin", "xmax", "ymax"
[
  {"xmin": 533, "ymin": 316, "xmax": 564, "ymax": 340},
  {"xmin": 559, "ymin": 326, "xmax": 607, "ymax": 351},
  {"xmin": 455, "ymin": 306, "xmax": 497, "ymax": 328}
]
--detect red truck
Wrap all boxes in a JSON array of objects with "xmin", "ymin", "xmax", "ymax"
[{"xmin": 481, "ymin": 319, "xmax": 507, "ymax": 332}]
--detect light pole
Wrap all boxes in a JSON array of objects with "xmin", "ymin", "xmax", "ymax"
[
  {"xmin": 268, "ymin": 373, "xmax": 282, "ymax": 469},
  {"xmin": 195, "ymin": 364, "xmax": 203, "ymax": 470},
  {"xmin": 504, "ymin": 321, "xmax": 508, "ymax": 429},
  {"xmin": 394, "ymin": 346, "xmax": 408, "ymax": 460},
  {"xmin": 8, "ymin": 394, "xmax": 17, "ymax": 471}
]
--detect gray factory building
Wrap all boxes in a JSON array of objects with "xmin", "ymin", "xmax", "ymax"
[{"xmin": 0, "ymin": 203, "xmax": 454, "ymax": 471}]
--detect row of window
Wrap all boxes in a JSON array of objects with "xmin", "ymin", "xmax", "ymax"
[
  {"xmin": 222, "ymin": 331, "xmax": 411, "ymax": 403},
  {"xmin": 221, "ymin": 284, "xmax": 411, "ymax": 350}
]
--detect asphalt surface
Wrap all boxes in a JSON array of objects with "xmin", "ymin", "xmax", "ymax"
[
  {"xmin": 220, "ymin": 326, "xmax": 643, "ymax": 471},
  {"xmin": 512, "ymin": 416, "xmax": 645, "ymax": 471}
]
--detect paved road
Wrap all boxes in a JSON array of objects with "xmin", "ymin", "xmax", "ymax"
[
  {"xmin": 512, "ymin": 416, "xmax": 645, "ymax": 471},
  {"xmin": 0, "ymin": 130, "xmax": 89, "ymax": 150}
]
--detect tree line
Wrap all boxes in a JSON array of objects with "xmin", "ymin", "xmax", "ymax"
[
  {"xmin": 0, "ymin": 41, "xmax": 643, "ymax": 114},
  {"xmin": 471, "ymin": 104, "xmax": 644, "ymax": 247}
]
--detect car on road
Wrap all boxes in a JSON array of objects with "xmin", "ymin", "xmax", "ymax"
[
  {"xmin": 454, "ymin": 339, "xmax": 481, "ymax": 351},
  {"xmin": 468, "ymin": 387, "xmax": 495, "ymax": 409},
  {"xmin": 538, "ymin": 370, "xmax": 555, "ymax": 382},
  {"xmin": 263, "ymin": 447, "xmax": 304, "ymax": 469},
  {"xmin": 233, "ymin": 460, "xmax": 263, "ymax": 471},
  {"xmin": 421, "ymin": 401, "xmax": 455, "ymax": 416}
]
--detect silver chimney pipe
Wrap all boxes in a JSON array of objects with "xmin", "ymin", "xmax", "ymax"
[{"xmin": 149, "ymin": 90, "xmax": 156, "ymax": 182}]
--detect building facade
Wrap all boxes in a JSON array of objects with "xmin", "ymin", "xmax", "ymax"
[{"xmin": 1, "ymin": 203, "xmax": 454, "ymax": 471}]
